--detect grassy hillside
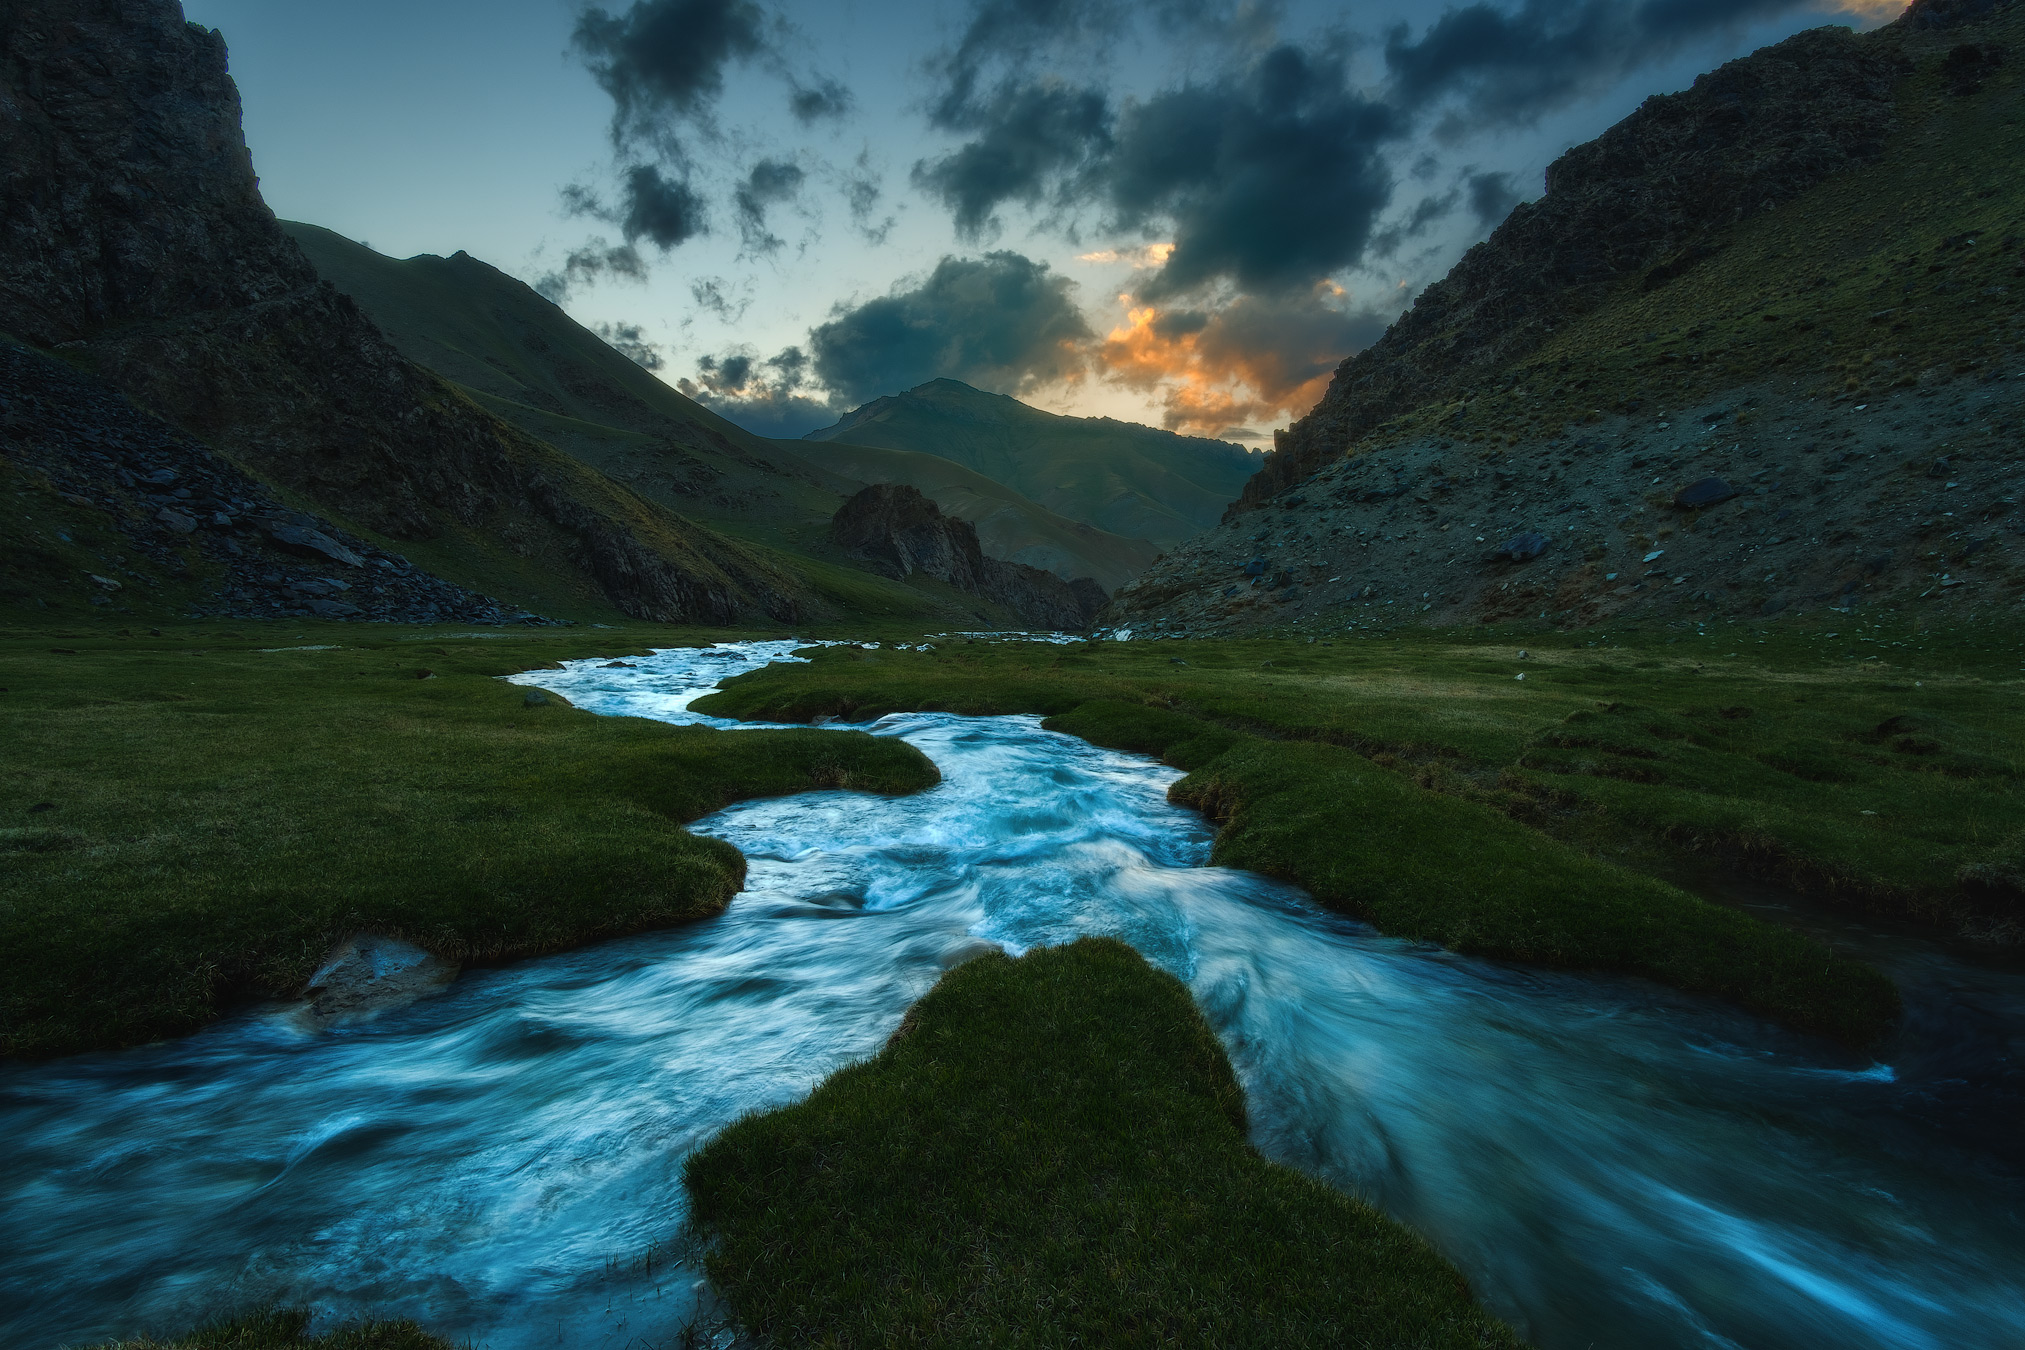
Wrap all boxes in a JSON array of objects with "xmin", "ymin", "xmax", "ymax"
[
  {"xmin": 803, "ymin": 378, "xmax": 1259, "ymax": 546},
  {"xmin": 285, "ymin": 226, "xmax": 1153, "ymax": 591}
]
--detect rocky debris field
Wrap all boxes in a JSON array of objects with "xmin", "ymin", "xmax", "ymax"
[
  {"xmin": 1107, "ymin": 371, "xmax": 2025, "ymax": 635},
  {"xmin": 2, "ymin": 340, "xmax": 552, "ymax": 624}
]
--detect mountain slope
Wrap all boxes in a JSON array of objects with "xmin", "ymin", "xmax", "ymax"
[
  {"xmin": 1106, "ymin": 0, "xmax": 2025, "ymax": 635},
  {"xmin": 802, "ymin": 380, "xmax": 1258, "ymax": 547},
  {"xmin": 782, "ymin": 439, "xmax": 1157, "ymax": 591},
  {"xmin": 284, "ymin": 226, "xmax": 1153, "ymax": 591},
  {"xmin": 0, "ymin": 0, "xmax": 820, "ymax": 625}
]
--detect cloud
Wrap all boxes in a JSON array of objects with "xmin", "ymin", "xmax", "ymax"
[
  {"xmin": 532, "ymin": 238, "xmax": 648, "ymax": 302},
  {"xmin": 913, "ymin": 79, "xmax": 1113, "ymax": 237},
  {"xmin": 1382, "ymin": 0, "xmax": 1810, "ymax": 128},
  {"xmin": 808, "ymin": 251, "xmax": 1094, "ymax": 406},
  {"xmin": 1093, "ymin": 285, "xmax": 1389, "ymax": 436},
  {"xmin": 1109, "ymin": 45, "xmax": 1402, "ymax": 298},
  {"xmin": 789, "ymin": 76, "xmax": 854, "ymax": 123},
  {"xmin": 689, "ymin": 276, "xmax": 750, "ymax": 322},
  {"xmin": 595, "ymin": 322, "xmax": 665, "ymax": 371},
  {"xmin": 845, "ymin": 153, "xmax": 895, "ymax": 245},
  {"xmin": 679, "ymin": 345, "xmax": 839, "ymax": 437},
  {"xmin": 618, "ymin": 163, "xmax": 709, "ymax": 248},
  {"xmin": 1075, "ymin": 243, "xmax": 1174, "ymax": 267},
  {"xmin": 1465, "ymin": 168, "xmax": 1521, "ymax": 226},
  {"xmin": 734, "ymin": 158, "xmax": 807, "ymax": 255},
  {"xmin": 573, "ymin": 0, "xmax": 769, "ymax": 155}
]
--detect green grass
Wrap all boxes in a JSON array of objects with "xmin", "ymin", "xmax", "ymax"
[
  {"xmin": 686, "ymin": 620, "xmax": 2025, "ymax": 1041},
  {"xmin": 75, "ymin": 1308, "xmax": 452, "ymax": 1350},
  {"xmin": 0, "ymin": 623, "xmax": 939, "ymax": 1056},
  {"xmin": 686, "ymin": 938, "xmax": 1521, "ymax": 1349}
]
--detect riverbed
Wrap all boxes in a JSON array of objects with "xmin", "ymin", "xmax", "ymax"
[{"xmin": 1, "ymin": 641, "xmax": 2020, "ymax": 1349}]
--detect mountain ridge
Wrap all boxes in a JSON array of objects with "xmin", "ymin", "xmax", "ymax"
[
  {"xmin": 283, "ymin": 225, "xmax": 1155, "ymax": 594},
  {"xmin": 1104, "ymin": 0, "xmax": 2025, "ymax": 636},
  {"xmin": 801, "ymin": 378, "xmax": 1259, "ymax": 547}
]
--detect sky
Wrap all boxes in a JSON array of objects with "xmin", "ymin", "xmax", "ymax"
[{"xmin": 180, "ymin": 0, "xmax": 1905, "ymax": 444}]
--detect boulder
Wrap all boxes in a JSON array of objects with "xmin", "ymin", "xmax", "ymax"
[
  {"xmin": 264, "ymin": 523, "xmax": 364, "ymax": 567},
  {"xmin": 1493, "ymin": 532, "xmax": 1550, "ymax": 562},
  {"xmin": 1673, "ymin": 477, "xmax": 1740, "ymax": 509}
]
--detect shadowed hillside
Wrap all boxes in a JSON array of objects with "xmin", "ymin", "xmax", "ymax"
[
  {"xmin": 1109, "ymin": 0, "xmax": 2025, "ymax": 635},
  {"xmin": 802, "ymin": 379, "xmax": 1259, "ymax": 547}
]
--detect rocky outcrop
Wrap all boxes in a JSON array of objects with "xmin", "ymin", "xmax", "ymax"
[
  {"xmin": 1232, "ymin": 21, "xmax": 1916, "ymax": 517},
  {"xmin": 0, "ymin": 0, "xmax": 805, "ymax": 624},
  {"xmin": 3, "ymin": 337, "xmax": 547, "ymax": 622},
  {"xmin": 831, "ymin": 484, "xmax": 1107, "ymax": 630}
]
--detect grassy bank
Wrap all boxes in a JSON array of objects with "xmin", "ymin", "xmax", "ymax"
[
  {"xmin": 0, "ymin": 622, "xmax": 939, "ymax": 1057},
  {"xmin": 80, "ymin": 1309, "xmax": 451, "ymax": 1350},
  {"xmin": 684, "ymin": 621, "xmax": 2025, "ymax": 1041},
  {"xmin": 687, "ymin": 938, "xmax": 1520, "ymax": 1349}
]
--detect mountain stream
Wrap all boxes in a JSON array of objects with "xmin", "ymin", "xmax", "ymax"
[{"xmin": 2, "ymin": 641, "xmax": 2020, "ymax": 1349}]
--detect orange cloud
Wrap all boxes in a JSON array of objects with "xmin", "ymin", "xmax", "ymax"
[
  {"xmin": 1818, "ymin": 0, "xmax": 1906, "ymax": 17},
  {"xmin": 1076, "ymin": 243, "xmax": 1176, "ymax": 269},
  {"xmin": 1091, "ymin": 288, "xmax": 1384, "ymax": 438}
]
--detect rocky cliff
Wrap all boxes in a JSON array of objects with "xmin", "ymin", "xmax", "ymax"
[
  {"xmin": 831, "ymin": 484, "xmax": 1108, "ymax": 630},
  {"xmin": 1107, "ymin": 0, "xmax": 2025, "ymax": 636},
  {"xmin": 0, "ymin": 0, "xmax": 806, "ymax": 625},
  {"xmin": 1233, "ymin": 22, "xmax": 1913, "ymax": 518}
]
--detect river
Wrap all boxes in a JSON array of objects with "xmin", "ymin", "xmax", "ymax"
[{"xmin": 1, "ymin": 640, "xmax": 2020, "ymax": 1349}]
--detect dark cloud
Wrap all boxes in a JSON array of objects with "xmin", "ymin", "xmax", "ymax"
[
  {"xmin": 913, "ymin": 80, "xmax": 1112, "ymax": 237},
  {"xmin": 789, "ymin": 76, "xmax": 854, "ymax": 123},
  {"xmin": 690, "ymin": 276, "xmax": 750, "ymax": 322},
  {"xmin": 595, "ymin": 322, "xmax": 666, "ymax": 371},
  {"xmin": 573, "ymin": 0, "xmax": 768, "ymax": 154},
  {"xmin": 808, "ymin": 251, "xmax": 1093, "ymax": 405},
  {"xmin": 560, "ymin": 166, "xmax": 709, "ymax": 252},
  {"xmin": 532, "ymin": 238, "xmax": 647, "ymax": 302},
  {"xmin": 680, "ymin": 345, "xmax": 838, "ymax": 437},
  {"xmin": 846, "ymin": 152, "xmax": 896, "ymax": 245},
  {"xmin": 1383, "ymin": 0, "xmax": 1806, "ymax": 127},
  {"xmin": 618, "ymin": 164, "xmax": 708, "ymax": 249},
  {"xmin": 1466, "ymin": 168, "xmax": 1522, "ymax": 226},
  {"xmin": 734, "ymin": 158, "xmax": 806, "ymax": 255},
  {"xmin": 1111, "ymin": 45, "xmax": 1401, "ymax": 298}
]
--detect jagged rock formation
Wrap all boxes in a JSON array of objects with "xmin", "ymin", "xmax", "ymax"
[
  {"xmin": 0, "ymin": 0, "xmax": 805, "ymax": 625},
  {"xmin": 831, "ymin": 485, "xmax": 1108, "ymax": 630},
  {"xmin": 1233, "ymin": 22, "xmax": 1913, "ymax": 517},
  {"xmin": 1108, "ymin": 0, "xmax": 2025, "ymax": 635}
]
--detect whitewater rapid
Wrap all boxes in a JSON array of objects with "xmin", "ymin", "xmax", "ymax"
[{"xmin": 1, "ymin": 642, "xmax": 2019, "ymax": 1350}]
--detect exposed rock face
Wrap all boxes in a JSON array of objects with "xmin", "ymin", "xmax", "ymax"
[
  {"xmin": 0, "ymin": 0, "xmax": 803, "ymax": 624},
  {"xmin": 1234, "ymin": 24, "xmax": 1913, "ymax": 517},
  {"xmin": 831, "ymin": 484, "xmax": 1108, "ymax": 630}
]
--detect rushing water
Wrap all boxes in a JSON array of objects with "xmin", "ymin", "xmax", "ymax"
[{"xmin": 2, "ymin": 643, "xmax": 2021, "ymax": 1350}]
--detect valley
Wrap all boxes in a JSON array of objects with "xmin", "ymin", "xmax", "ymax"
[{"xmin": 4, "ymin": 0, "xmax": 2024, "ymax": 1347}]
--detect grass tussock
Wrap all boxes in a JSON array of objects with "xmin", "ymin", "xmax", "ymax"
[
  {"xmin": 0, "ymin": 625, "xmax": 938, "ymax": 1056},
  {"xmin": 686, "ymin": 938, "xmax": 1521, "ymax": 1350},
  {"xmin": 76, "ymin": 1307, "xmax": 452, "ymax": 1350}
]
